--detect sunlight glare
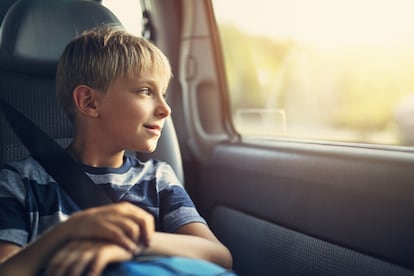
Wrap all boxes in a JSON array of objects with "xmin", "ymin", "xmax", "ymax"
[
  {"xmin": 102, "ymin": 0, "xmax": 142, "ymax": 36},
  {"xmin": 213, "ymin": 0, "xmax": 414, "ymax": 49}
]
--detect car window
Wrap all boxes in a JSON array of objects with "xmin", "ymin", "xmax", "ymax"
[
  {"xmin": 102, "ymin": 0, "xmax": 142, "ymax": 36},
  {"xmin": 212, "ymin": 0, "xmax": 414, "ymax": 147}
]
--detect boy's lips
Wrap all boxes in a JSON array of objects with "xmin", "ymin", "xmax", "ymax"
[
  {"xmin": 144, "ymin": 124, "xmax": 162, "ymax": 130},
  {"xmin": 143, "ymin": 124, "xmax": 163, "ymax": 136}
]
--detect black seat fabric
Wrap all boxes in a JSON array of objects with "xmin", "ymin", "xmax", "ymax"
[
  {"xmin": 0, "ymin": 0, "xmax": 121, "ymax": 166},
  {"xmin": 0, "ymin": 0, "xmax": 183, "ymax": 182},
  {"xmin": 0, "ymin": 0, "xmax": 121, "ymax": 76},
  {"xmin": 0, "ymin": 0, "xmax": 15, "ymax": 27}
]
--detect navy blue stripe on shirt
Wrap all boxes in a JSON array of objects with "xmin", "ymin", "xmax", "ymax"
[
  {"xmin": 0, "ymin": 197, "xmax": 29, "ymax": 231},
  {"xmin": 1, "ymin": 164, "xmax": 19, "ymax": 174},
  {"xmin": 159, "ymin": 185, "xmax": 195, "ymax": 215},
  {"xmin": 121, "ymin": 179, "xmax": 158, "ymax": 207},
  {"xmin": 23, "ymin": 179, "xmax": 79, "ymax": 216},
  {"xmin": 82, "ymin": 156, "xmax": 133, "ymax": 175}
]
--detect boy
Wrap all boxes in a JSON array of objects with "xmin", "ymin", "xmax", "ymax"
[{"xmin": 0, "ymin": 25, "xmax": 232, "ymax": 276}]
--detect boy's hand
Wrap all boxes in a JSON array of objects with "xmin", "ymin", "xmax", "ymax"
[
  {"xmin": 45, "ymin": 239, "xmax": 136, "ymax": 276},
  {"xmin": 65, "ymin": 202, "xmax": 154, "ymax": 253}
]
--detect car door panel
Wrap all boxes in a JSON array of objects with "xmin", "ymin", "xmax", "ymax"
[
  {"xmin": 196, "ymin": 142, "xmax": 414, "ymax": 275},
  {"xmin": 210, "ymin": 205, "xmax": 413, "ymax": 276}
]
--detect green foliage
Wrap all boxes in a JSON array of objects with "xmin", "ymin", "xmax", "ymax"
[{"xmin": 218, "ymin": 24, "xmax": 294, "ymax": 111}]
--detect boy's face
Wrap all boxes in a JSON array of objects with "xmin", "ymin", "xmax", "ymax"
[{"xmin": 96, "ymin": 71, "xmax": 171, "ymax": 153}]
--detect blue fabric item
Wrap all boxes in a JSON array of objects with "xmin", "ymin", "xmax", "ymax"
[{"xmin": 103, "ymin": 257, "xmax": 237, "ymax": 276}]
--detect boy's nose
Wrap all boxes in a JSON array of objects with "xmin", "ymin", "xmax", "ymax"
[{"xmin": 156, "ymin": 97, "xmax": 171, "ymax": 118}]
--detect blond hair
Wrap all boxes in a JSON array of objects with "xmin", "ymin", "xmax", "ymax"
[{"xmin": 56, "ymin": 25, "xmax": 172, "ymax": 122}]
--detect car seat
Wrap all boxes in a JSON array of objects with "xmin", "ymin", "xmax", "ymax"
[{"xmin": 0, "ymin": 0, "xmax": 183, "ymax": 182}]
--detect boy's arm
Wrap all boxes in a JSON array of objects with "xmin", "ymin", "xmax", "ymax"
[
  {"xmin": 1, "ymin": 209, "xmax": 231, "ymax": 275},
  {"xmin": 43, "ymin": 222, "xmax": 232, "ymax": 275},
  {"xmin": 0, "ymin": 242, "xmax": 21, "ymax": 263},
  {"xmin": 0, "ymin": 222, "xmax": 129, "ymax": 276},
  {"xmin": 0, "ymin": 221, "xmax": 72, "ymax": 276},
  {"xmin": 0, "ymin": 202, "xmax": 154, "ymax": 276},
  {"xmin": 144, "ymin": 222, "xmax": 233, "ymax": 269}
]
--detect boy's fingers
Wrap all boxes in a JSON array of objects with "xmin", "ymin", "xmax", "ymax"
[
  {"xmin": 88, "ymin": 245, "xmax": 132, "ymax": 276},
  {"xmin": 118, "ymin": 216, "xmax": 142, "ymax": 243},
  {"xmin": 46, "ymin": 242, "xmax": 86, "ymax": 276},
  {"xmin": 141, "ymin": 214, "xmax": 155, "ymax": 246},
  {"xmin": 96, "ymin": 223, "xmax": 139, "ymax": 253},
  {"xmin": 115, "ymin": 202, "xmax": 155, "ymax": 246},
  {"xmin": 129, "ymin": 210, "xmax": 155, "ymax": 246},
  {"xmin": 104, "ymin": 215, "xmax": 141, "ymax": 243},
  {"xmin": 66, "ymin": 251, "xmax": 95, "ymax": 276},
  {"xmin": 73, "ymin": 202, "xmax": 155, "ymax": 249}
]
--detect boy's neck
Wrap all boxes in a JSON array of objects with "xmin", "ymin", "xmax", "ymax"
[{"xmin": 66, "ymin": 141, "xmax": 125, "ymax": 168}]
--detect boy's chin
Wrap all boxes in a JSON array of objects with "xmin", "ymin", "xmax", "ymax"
[
  {"xmin": 136, "ymin": 143, "xmax": 158, "ymax": 153},
  {"xmin": 144, "ymin": 147, "xmax": 157, "ymax": 153}
]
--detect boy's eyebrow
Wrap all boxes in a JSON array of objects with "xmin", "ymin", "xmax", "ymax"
[
  {"xmin": 136, "ymin": 80, "xmax": 157, "ymax": 86},
  {"xmin": 136, "ymin": 80, "xmax": 161, "ymax": 89},
  {"xmin": 134, "ymin": 79, "xmax": 169, "ymax": 93}
]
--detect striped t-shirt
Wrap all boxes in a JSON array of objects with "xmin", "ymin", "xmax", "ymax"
[{"xmin": 0, "ymin": 155, "xmax": 206, "ymax": 247}]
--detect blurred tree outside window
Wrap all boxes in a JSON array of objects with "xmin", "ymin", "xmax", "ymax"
[{"xmin": 212, "ymin": 0, "xmax": 414, "ymax": 146}]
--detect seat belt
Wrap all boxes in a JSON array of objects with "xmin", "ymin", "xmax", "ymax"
[{"xmin": 0, "ymin": 97, "xmax": 112, "ymax": 209}]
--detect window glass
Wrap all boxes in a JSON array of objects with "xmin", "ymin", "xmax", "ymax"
[
  {"xmin": 102, "ymin": 0, "xmax": 142, "ymax": 36},
  {"xmin": 212, "ymin": 0, "xmax": 414, "ymax": 146}
]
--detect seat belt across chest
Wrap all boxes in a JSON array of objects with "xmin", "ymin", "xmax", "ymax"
[{"xmin": 0, "ymin": 97, "xmax": 111, "ymax": 209}]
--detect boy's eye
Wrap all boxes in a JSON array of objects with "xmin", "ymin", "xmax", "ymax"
[{"xmin": 137, "ymin": 87, "xmax": 152, "ymax": 96}]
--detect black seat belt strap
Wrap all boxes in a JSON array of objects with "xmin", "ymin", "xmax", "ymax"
[{"xmin": 0, "ymin": 98, "xmax": 111, "ymax": 209}]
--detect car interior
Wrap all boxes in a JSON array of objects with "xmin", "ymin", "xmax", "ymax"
[{"xmin": 1, "ymin": 0, "xmax": 414, "ymax": 275}]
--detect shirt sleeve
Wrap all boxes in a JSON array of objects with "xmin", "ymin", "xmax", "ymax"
[
  {"xmin": 0, "ymin": 165, "xmax": 30, "ymax": 246},
  {"xmin": 156, "ymin": 163, "xmax": 206, "ymax": 233}
]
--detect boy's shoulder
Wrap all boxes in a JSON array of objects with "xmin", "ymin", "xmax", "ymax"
[
  {"xmin": 1, "ymin": 156, "xmax": 53, "ymax": 182},
  {"xmin": 0, "ymin": 156, "xmax": 52, "ymax": 202},
  {"xmin": 3, "ymin": 156, "xmax": 41, "ymax": 173},
  {"xmin": 126, "ymin": 155, "xmax": 181, "ymax": 186}
]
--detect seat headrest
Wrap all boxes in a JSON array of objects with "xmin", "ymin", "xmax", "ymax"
[{"xmin": 0, "ymin": 0, "xmax": 122, "ymax": 76}]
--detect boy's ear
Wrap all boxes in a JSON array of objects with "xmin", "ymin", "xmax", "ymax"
[{"xmin": 72, "ymin": 85, "xmax": 100, "ymax": 118}]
